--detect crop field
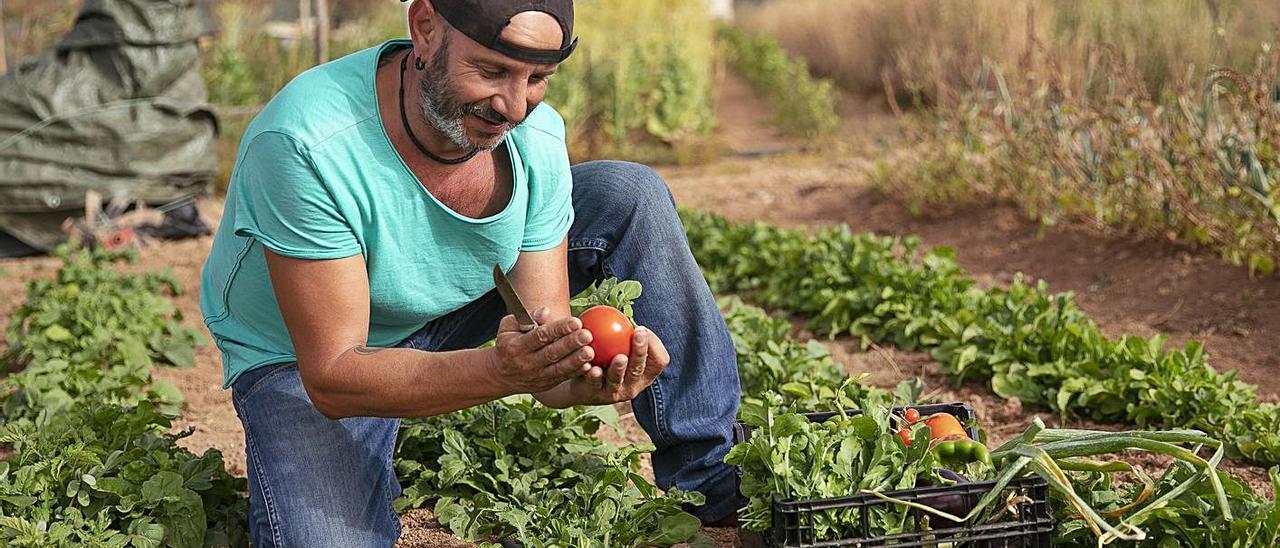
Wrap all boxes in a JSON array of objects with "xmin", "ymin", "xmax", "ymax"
[
  {"xmin": 3, "ymin": 0, "xmax": 1280, "ymax": 547},
  {"xmin": 3, "ymin": 176, "xmax": 1279, "ymax": 546}
]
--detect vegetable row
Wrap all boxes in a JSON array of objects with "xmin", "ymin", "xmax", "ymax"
[
  {"xmin": 719, "ymin": 295, "xmax": 1280, "ymax": 546},
  {"xmin": 0, "ymin": 245, "xmax": 246, "ymax": 547},
  {"xmin": 681, "ymin": 208, "xmax": 1280, "ymax": 465},
  {"xmin": 7, "ymin": 219, "xmax": 1279, "ymax": 547}
]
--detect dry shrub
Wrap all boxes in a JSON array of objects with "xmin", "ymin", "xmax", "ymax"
[
  {"xmin": 742, "ymin": 0, "xmax": 1280, "ymax": 272},
  {"xmin": 875, "ymin": 47, "xmax": 1280, "ymax": 273},
  {"xmin": 738, "ymin": 0, "xmax": 1045, "ymax": 96},
  {"xmin": 739, "ymin": 0, "xmax": 1280, "ymax": 101}
]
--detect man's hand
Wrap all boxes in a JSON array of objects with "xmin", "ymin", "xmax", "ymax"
[
  {"xmin": 565, "ymin": 325, "xmax": 670, "ymax": 405},
  {"xmin": 491, "ymin": 313, "xmax": 595, "ymax": 395}
]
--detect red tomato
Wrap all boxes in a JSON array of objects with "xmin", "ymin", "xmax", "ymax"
[
  {"xmin": 579, "ymin": 305, "xmax": 634, "ymax": 367},
  {"xmin": 897, "ymin": 427, "xmax": 912, "ymax": 446},
  {"xmin": 904, "ymin": 408, "xmax": 921, "ymax": 423}
]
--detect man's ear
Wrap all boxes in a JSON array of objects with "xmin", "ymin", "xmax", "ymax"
[{"xmin": 406, "ymin": 0, "xmax": 440, "ymax": 59}]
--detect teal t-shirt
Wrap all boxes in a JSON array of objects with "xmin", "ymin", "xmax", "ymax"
[{"xmin": 199, "ymin": 40, "xmax": 574, "ymax": 388}]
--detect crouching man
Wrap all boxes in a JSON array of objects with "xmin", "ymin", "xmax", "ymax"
[{"xmin": 199, "ymin": 0, "xmax": 743, "ymax": 545}]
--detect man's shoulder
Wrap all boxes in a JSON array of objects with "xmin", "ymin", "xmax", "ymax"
[
  {"xmin": 513, "ymin": 103, "xmax": 567, "ymax": 144},
  {"xmin": 244, "ymin": 44, "xmax": 385, "ymax": 150}
]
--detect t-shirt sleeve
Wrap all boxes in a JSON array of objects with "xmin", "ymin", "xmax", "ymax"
[
  {"xmin": 520, "ymin": 107, "xmax": 575, "ymax": 252},
  {"xmin": 230, "ymin": 131, "xmax": 362, "ymax": 260}
]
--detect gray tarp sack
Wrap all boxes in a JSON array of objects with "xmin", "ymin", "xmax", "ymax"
[{"xmin": 0, "ymin": 0, "xmax": 217, "ymax": 255}]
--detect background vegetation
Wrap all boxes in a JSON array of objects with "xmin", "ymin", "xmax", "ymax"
[
  {"xmin": 741, "ymin": 0, "xmax": 1280, "ymax": 272},
  {"xmin": 738, "ymin": 0, "xmax": 1280, "ymax": 100},
  {"xmin": 5, "ymin": 0, "xmax": 1279, "ymax": 267},
  {"xmin": 718, "ymin": 25, "xmax": 838, "ymax": 138}
]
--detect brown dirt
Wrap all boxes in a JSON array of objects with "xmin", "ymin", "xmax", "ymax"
[
  {"xmin": 658, "ymin": 152, "xmax": 1280, "ymax": 403},
  {"xmin": 711, "ymin": 69, "xmax": 799, "ymax": 155}
]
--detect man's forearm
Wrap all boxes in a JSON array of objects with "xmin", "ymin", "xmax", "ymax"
[{"xmin": 304, "ymin": 346, "xmax": 512, "ymax": 419}]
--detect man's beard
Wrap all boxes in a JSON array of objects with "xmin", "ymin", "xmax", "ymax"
[{"xmin": 417, "ymin": 35, "xmax": 511, "ymax": 152}]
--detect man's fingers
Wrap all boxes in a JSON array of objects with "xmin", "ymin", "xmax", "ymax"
[
  {"xmin": 497, "ymin": 314, "xmax": 520, "ymax": 334},
  {"xmin": 547, "ymin": 350, "xmax": 593, "ymax": 382},
  {"xmin": 588, "ymin": 365, "xmax": 606, "ymax": 386},
  {"xmin": 512, "ymin": 316, "xmax": 583, "ymax": 353},
  {"xmin": 605, "ymin": 355, "xmax": 627, "ymax": 391},
  {"xmin": 536, "ymin": 328, "xmax": 593, "ymax": 365},
  {"xmin": 627, "ymin": 327, "xmax": 649, "ymax": 381}
]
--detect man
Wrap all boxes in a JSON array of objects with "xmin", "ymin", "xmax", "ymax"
[{"xmin": 198, "ymin": 0, "xmax": 742, "ymax": 545}]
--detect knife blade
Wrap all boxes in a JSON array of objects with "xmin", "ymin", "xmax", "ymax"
[{"xmin": 493, "ymin": 264, "xmax": 537, "ymax": 332}]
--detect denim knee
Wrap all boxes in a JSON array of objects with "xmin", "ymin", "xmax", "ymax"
[{"xmin": 571, "ymin": 160, "xmax": 681, "ymax": 235}]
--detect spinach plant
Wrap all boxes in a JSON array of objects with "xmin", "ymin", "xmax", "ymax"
[
  {"xmin": 681, "ymin": 209, "xmax": 1280, "ymax": 465},
  {"xmin": 0, "ymin": 402, "xmax": 247, "ymax": 548},
  {"xmin": 2, "ymin": 245, "xmax": 201, "ymax": 423}
]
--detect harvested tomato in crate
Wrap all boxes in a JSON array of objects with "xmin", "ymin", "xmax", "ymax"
[{"xmin": 732, "ymin": 403, "xmax": 1053, "ymax": 548}]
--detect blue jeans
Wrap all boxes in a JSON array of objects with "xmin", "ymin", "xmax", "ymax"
[{"xmin": 230, "ymin": 160, "xmax": 743, "ymax": 547}]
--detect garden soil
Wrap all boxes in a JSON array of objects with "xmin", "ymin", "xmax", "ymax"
[{"xmin": 1, "ymin": 72, "xmax": 1277, "ymax": 545}]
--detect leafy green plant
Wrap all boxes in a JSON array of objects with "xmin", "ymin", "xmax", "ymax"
[
  {"xmin": 571, "ymin": 278, "xmax": 644, "ymax": 319},
  {"xmin": 681, "ymin": 209, "xmax": 1280, "ymax": 464},
  {"xmin": 0, "ymin": 242, "xmax": 244, "ymax": 547},
  {"xmin": 721, "ymin": 296, "xmax": 848, "ymax": 410},
  {"xmin": 394, "ymin": 396, "xmax": 619, "ymax": 514},
  {"xmin": 394, "ymin": 396, "xmax": 705, "ymax": 547},
  {"xmin": 718, "ymin": 25, "xmax": 839, "ymax": 138},
  {"xmin": 487, "ymin": 443, "xmax": 705, "ymax": 548},
  {"xmin": 2, "ymin": 245, "xmax": 202, "ymax": 423},
  {"xmin": 0, "ymin": 402, "xmax": 248, "ymax": 548},
  {"xmin": 726, "ymin": 385, "xmax": 950, "ymax": 536}
]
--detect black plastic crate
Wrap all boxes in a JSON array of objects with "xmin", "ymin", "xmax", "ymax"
[
  {"xmin": 746, "ymin": 476, "xmax": 1053, "ymax": 547},
  {"xmin": 733, "ymin": 403, "xmax": 1053, "ymax": 547}
]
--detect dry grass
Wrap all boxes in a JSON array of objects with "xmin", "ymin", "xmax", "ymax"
[
  {"xmin": 1, "ymin": 0, "xmax": 78, "ymax": 63},
  {"xmin": 874, "ymin": 45, "xmax": 1280, "ymax": 273},
  {"xmin": 738, "ymin": 0, "xmax": 1038, "ymax": 96},
  {"xmin": 740, "ymin": 0, "xmax": 1280, "ymax": 273},
  {"xmin": 739, "ymin": 0, "xmax": 1280, "ymax": 100}
]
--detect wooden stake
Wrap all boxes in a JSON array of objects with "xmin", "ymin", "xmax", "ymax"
[
  {"xmin": 299, "ymin": 0, "xmax": 310, "ymax": 33},
  {"xmin": 0, "ymin": 0, "xmax": 9, "ymax": 74},
  {"xmin": 314, "ymin": 0, "xmax": 329, "ymax": 65}
]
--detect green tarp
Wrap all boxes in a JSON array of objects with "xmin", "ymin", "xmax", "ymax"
[{"xmin": 0, "ymin": 0, "xmax": 217, "ymax": 253}]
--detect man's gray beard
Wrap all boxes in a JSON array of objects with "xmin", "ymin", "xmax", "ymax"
[
  {"xmin": 416, "ymin": 40, "xmax": 507, "ymax": 152},
  {"xmin": 418, "ymin": 83, "xmax": 476, "ymax": 151}
]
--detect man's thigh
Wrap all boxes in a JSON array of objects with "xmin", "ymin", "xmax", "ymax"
[{"xmin": 232, "ymin": 363, "xmax": 402, "ymax": 548}]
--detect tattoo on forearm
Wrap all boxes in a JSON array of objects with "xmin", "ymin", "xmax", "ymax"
[{"xmin": 353, "ymin": 345, "xmax": 385, "ymax": 356}]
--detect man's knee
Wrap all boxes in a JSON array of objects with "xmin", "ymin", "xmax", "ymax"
[{"xmin": 571, "ymin": 160, "xmax": 676, "ymax": 213}]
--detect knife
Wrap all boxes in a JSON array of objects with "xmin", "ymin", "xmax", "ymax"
[{"xmin": 493, "ymin": 264, "xmax": 538, "ymax": 332}]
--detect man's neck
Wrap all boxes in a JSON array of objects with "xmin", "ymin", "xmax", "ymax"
[{"xmin": 394, "ymin": 49, "xmax": 476, "ymax": 163}]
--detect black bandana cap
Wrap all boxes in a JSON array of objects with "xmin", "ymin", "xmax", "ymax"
[{"xmin": 401, "ymin": 0, "xmax": 578, "ymax": 64}]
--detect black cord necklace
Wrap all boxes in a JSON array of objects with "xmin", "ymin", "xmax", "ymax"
[{"xmin": 398, "ymin": 51, "xmax": 478, "ymax": 165}]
